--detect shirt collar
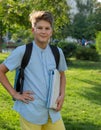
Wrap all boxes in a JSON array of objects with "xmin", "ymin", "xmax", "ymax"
[{"xmin": 33, "ymin": 41, "xmax": 49, "ymax": 53}]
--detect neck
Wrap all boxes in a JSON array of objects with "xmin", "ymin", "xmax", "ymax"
[{"xmin": 35, "ymin": 41, "xmax": 48, "ymax": 49}]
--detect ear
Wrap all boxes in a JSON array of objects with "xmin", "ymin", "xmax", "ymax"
[
  {"xmin": 32, "ymin": 28, "xmax": 34, "ymax": 33},
  {"xmin": 50, "ymin": 29, "xmax": 53, "ymax": 37},
  {"xmin": 50, "ymin": 33, "xmax": 52, "ymax": 37}
]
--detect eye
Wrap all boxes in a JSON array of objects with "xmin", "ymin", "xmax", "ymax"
[
  {"xmin": 36, "ymin": 26, "xmax": 43, "ymax": 30},
  {"xmin": 45, "ymin": 27, "xmax": 50, "ymax": 30}
]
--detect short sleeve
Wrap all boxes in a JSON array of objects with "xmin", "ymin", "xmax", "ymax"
[
  {"xmin": 58, "ymin": 47, "xmax": 67, "ymax": 71},
  {"xmin": 3, "ymin": 45, "xmax": 26, "ymax": 71}
]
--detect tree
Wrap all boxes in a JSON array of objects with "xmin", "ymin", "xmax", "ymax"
[
  {"xmin": 76, "ymin": 0, "xmax": 96, "ymax": 15},
  {"xmin": 68, "ymin": 0, "xmax": 101, "ymax": 40},
  {"xmin": 0, "ymin": 0, "xmax": 70, "ymax": 42},
  {"xmin": 88, "ymin": 3, "xmax": 101, "ymax": 32},
  {"xmin": 70, "ymin": 13, "xmax": 87, "ymax": 40}
]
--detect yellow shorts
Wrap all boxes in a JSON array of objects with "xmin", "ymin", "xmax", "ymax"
[{"xmin": 20, "ymin": 116, "xmax": 66, "ymax": 130}]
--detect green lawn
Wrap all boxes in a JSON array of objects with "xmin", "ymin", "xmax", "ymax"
[{"xmin": 0, "ymin": 53, "xmax": 101, "ymax": 130}]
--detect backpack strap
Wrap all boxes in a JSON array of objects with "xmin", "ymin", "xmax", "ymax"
[
  {"xmin": 50, "ymin": 45, "xmax": 60, "ymax": 69},
  {"xmin": 21, "ymin": 42, "xmax": 33, "ymax": 69},
  {"xmin": 19, "ymin": 42, "xmax": 33, "ymax": 94}
]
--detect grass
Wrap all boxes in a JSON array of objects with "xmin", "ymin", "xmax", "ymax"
[
  {"xmin": 62, "ymin": 58, "xmax": 101, "ymax": 130},
  {"xmin": 0, "ymin": 53, "xmax": 101, "ymax": 130}
]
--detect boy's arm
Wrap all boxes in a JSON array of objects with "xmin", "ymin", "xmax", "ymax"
[
  {"xmin": 0, "ymin": 64, "xmax": 34, "ymax": 103},
  {"xmin": 56, "ymin": 71, "xmax": 66, "ymax": 111}
]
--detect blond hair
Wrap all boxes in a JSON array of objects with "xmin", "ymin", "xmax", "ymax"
[{"xmin": 29, "ymin": 10, "xmax": 54, "ymax": 28}]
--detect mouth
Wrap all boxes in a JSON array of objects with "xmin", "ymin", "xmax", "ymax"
[
  {"xmin": 40, "ymin": 36, "xmax": 48, "ymax": 40},
  {"xmin": 40, "ymin": 35, "xmax": 47, "ymax": 38}
]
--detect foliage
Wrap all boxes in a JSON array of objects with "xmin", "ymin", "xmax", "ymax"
[
  {"xmin": 70, "ymin": 13, "xmax": 88, "ymax": 39},
  {"xmin": 75, "ymin": 46, "xmax": 99, "ymax": 61},
  {"xmin": 96, "ymin": 31, "xmax": 101, "ymax": 54},
  {"xmin": 89, "ymin": 43, "xmax": 96, "ymax": 50},
  {"xmin": 91, "ymin": 3, "xmax": 101, "ymax": 32},
  {"xmin": 68, "ymin": 0, "xmax": 101, "ymax": 40},
  {"xmin": 0, "ymin": 0, "xmax": 69, "ymax": 41},
  {"xmin": 11, "ymin": 28, "xmax": 34, "ymax": 44},
  {"xmin": 76, "ymin": 0, "xmax": 96, "ymax": 15},
  {"xmin": 58, "ymin": 40, "xmax": 100, "ymax": 62},
  {"xmin": 58, "ymin": 41, "xmax": 77, "ymax": 60}
]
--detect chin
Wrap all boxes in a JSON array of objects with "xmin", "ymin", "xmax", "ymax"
[{"xmin": 40, "ymin": 40, "xmax": 48, "ymax": 44}]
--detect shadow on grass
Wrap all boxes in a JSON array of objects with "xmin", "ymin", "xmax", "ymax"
[
  {"xmin": 0, "ymin": 114, "xmax": 20, "ymax": 130},
  {"xmin": 63, "ymin": 117, "xmax": 101, "ymax": 130},
  {"xmin": 0, "ymin": 116, "xmax": 15, "ymax": 130},
  {"xmin": 0, "ymin": 60, "xmax": 4, "ymax": 64},
  {"xmin": 68, "ymin": 59, "xmax": 101, "ymax": 70},
  {"xmin": 76, "ymin": 78, "xmax": 101, "ymax": 105}
]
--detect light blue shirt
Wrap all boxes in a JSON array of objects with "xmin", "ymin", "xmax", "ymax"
[{"xmin": 3, "ymin": 41, "xmax": 67, "ymax": 125}]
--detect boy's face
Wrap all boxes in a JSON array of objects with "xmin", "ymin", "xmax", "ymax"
[{"xmin": 32, "ymin": 20, "xmax": 53, "ymax": 45}]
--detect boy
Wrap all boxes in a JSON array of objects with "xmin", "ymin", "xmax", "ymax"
[{"xmin": 0, "ymin": 10, "xmax": 67, "ymax": 130}]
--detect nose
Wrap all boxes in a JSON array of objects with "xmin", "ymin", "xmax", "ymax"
[{"xmin": 41, "ymin": 28, "xmax": 46, "ymax": 33}]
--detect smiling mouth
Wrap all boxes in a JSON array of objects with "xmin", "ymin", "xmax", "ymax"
[{"xmin": 40, "ymin": 36, "xmax": 48, "ymax": 39}]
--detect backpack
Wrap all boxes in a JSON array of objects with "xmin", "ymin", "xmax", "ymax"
[{"xmin": 14, "ymin": 42, "xmax": 60, "ymax": 94}]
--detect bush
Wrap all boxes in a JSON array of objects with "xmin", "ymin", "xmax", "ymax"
[
  {"xmin": 75, "ymin": 46, "xmax": 99, "ymax": 61},
  {"xmin": 89, "ymin": 43, "xmax": 96, "ymax": 50},
  {"xmin": 58, "ymin": 41, "xmax": 77, "ymax": 59}
]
